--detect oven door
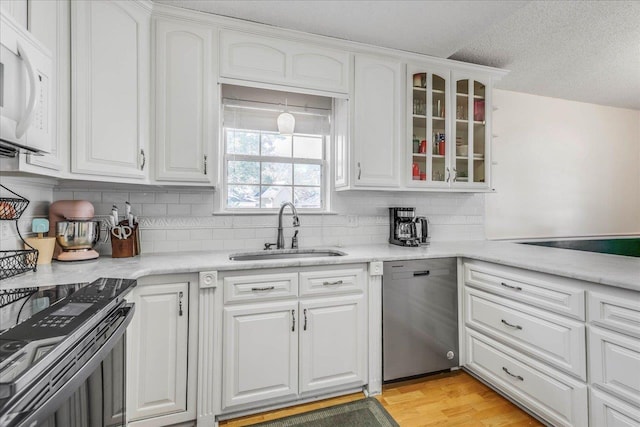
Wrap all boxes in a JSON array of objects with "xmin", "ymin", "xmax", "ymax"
[{"xmin": 12, "ymin": 304, "xmax": 134, "ymax": 427}]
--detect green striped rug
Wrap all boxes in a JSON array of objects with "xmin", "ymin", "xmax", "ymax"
[{"xmin": 250, "ymin": 398, "xmax": 398, "ymax": 427}]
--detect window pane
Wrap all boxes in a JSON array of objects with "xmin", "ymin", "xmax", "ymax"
[
  {"xmin": 227, "ymin": 185, "xmax": 260, "ymax": 208},
  {"xmin": 294, "ymin": 164, "xmax": 321, "ymax": 186},
  {"xmin": 228, "ymin": 161, "xmax": 260, "ymax": 184},
  {"xmin": 294, "ymin": 187, "xmax": 321, "ymax": 208},
  {"xmin": 293, "ymin": 136, "xmax": 323, "ymax": 159},
  {"xmin": 261, "ymin": 186, "xmax": 292, "ymax": 208},
  {"xmin": 262, "ymin": 162, "xmax": 292, "ymax": 185},
  {"xmin": 227, "ymin": 130, "xmax": 259, "ymax": 155},
  {"xmin": 261, "ymin": 132, "xmax": 292, "ymax": 157}
]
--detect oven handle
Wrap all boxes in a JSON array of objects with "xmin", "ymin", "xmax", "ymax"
[{"xmin": 17, "ymin": 303, "xmax": 135, "ymax": 427}]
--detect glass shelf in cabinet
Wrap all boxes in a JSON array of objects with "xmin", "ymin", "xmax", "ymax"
[{"xmin": 456, "ymin": 93, "xmax": 485, "ymax": 100}]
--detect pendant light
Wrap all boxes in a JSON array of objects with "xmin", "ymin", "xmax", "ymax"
[{"xmin": 277, "ymin": 99, "xmax": 295, "ymax": 135}]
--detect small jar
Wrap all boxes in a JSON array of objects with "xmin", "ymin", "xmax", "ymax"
[{"xmin": 419, "ymin": 140, "xmax": 427, "ymax": 153}]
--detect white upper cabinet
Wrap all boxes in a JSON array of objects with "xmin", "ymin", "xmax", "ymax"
[
  {"xmin": 219, "ymin": 30, "xmax": 350, "ymax": 94},
  {"xmin": 71, "ymin": 0, "xmax": 150, "ymax": 180},
  {"xmin": 153, "ymin": 17, "xmax": 216, "ymax": 184},
  {"xmin": 346, "ymin": 54, "xmax": 403, "ymax": 189}
]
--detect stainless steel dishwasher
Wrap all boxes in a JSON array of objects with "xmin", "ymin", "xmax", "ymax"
[{"xmin": 383, "ymin": 258, "xmax": 458, "ymax": 382}]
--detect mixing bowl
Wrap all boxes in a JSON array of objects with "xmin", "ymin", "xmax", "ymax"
[{"xmin": 56, "ymin": 220, "xmax": 101, "ymax": 251}]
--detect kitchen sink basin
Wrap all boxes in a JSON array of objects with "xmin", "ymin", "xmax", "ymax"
[{"xmin": 229, "ymin": 249, "xmax": 347, "ymax": 261}]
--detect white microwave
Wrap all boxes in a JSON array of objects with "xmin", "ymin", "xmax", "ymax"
[{"xmin": 0, "ymin": 11, "xmax": 52, "ymax": 156}]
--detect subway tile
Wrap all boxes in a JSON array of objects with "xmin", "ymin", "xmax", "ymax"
[
  {"xmin": 180, "ymin": 192, "xmax": 212, "ymax": 204},
  {"xmin": 102, "ymin": 192, "xmax": 130, "ymax": 204},
  {"xmin": 178, "ymin": 240, "xmax": 203, "ymax": 251},
  {"xmin": 191, "ymin": 204, "xmax": 213, "ymax": 216},
  {"xmin": 72, "ymin": 191, "xmax": 102, "ymax": 203},
  {"xmin": 142, "ymin": 204, "xmax": 167, "ymax": 216},
  {"xmin": 140, "ymin": 229, "xmax": 167, "ymax": 242},
  {"xmin": 156, "ymin": 193, "xmax": 179, "ymax": 204},
  {"xmin": 167, "ymin": 204, "xmax": 191, "ymax": 216},
  {"xmin": 128, "ymin": 192, "xmax": 156, "ymax": 204},
  {"xmin": 190, "ymin": 229, "xmax": 214, "ymax": 240}
]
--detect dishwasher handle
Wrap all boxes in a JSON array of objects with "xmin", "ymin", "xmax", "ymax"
[{"xmin": 413, "ymin": 271, "xmax": 430, "ymax": 277}]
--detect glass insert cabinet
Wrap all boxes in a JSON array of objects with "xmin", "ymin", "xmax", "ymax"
[{"xmin": 407, "ymin": 64, "xmax": 492, "ymax": 190}]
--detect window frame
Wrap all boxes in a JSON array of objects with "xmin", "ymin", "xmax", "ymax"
[{"xmin": 221, "ymin": 128, "xmax": 330, "ymax": 213}]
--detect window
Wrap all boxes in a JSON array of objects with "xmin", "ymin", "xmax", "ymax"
[{"xmin": 222, "ymin": 86, "xmax": 331, "ymax": 211}]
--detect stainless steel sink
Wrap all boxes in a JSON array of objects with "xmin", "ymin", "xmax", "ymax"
[{"xmin": 229, "ymin": 249, "xmax": 347, "ymax": 261}]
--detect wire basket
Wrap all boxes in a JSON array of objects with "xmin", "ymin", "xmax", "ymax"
[
  {"xmin": 0, "ymin": 249, "xmax": 38, "ymax": 280},
  {"xmin": 0, "ymin": 184, "xmax": 30, "ymax": 220},
  {"xmin": 0, "ymin": 184, "xmax": 38, "ymax": 280}
]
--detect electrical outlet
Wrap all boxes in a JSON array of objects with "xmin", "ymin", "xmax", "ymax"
[{"xmin": 369, "ymin": 261, "xmax": 383, "ymax": 276}]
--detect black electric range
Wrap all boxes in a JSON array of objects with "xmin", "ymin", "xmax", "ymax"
[{"xmin": 0, "ymin": 278, "xmax": 136, "ymax": 427}]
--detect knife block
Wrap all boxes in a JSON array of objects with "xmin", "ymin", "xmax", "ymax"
[{"xmin": 111, "ymin": 221, "xmax": 139, "ymax": 258}]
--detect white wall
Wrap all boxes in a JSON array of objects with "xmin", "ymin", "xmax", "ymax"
[{"xmin": 486, "ymin": 89, "xmax": 640, "ymax": 240}]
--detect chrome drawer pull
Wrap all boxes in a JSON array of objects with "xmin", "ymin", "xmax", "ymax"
[
  {"xmin": 251, "ymin": 286, "xmax": 275, "ymax": 291},
  {"xmin": 303, "ymin": 308, "xmax": 308, "ymax": 331},
  {"xmin": 502, "ymin": 367, "xmax": 524, "ymax": 381},
  {"xmin": 323, "ymin": 280, "xmax": 343, "ymax": 286},
  {"xmin": 413, "ymin": 271, "xmax": 430, "ymax": 277},
  {"xmin": 501, "ymin": 319, "xmax": 523, "ymax": 330},
  {"xmin": 501, "ymin": 282, "xmax": 522, "ymax": 291},
  {"xmin": 291, "ymin": 309, "xmax": 295, "ymax": 332}
]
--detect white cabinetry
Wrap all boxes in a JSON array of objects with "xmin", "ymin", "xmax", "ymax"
[
  {"xmin": 223, "ymin": 300, "xmax": 299, "ymax": 408},
  {"xmin": 335, "ymin": 54, "xmax": 403, "ymax": 190},
  {"xmin": 220, "ymin": 265, "xmax": 367, "ymax": 413},
  {"xmin": 71, "ymin": 0, "xmax": 150, "ymax": 181},
  {"xmin": 219, "ymin": 29, "xmax": 350, "ymax": 95},
  {"xmin": 153, "ymin": 17, "xmax": 216, "ymax": 184},
  {"xmin": 0, "ymin": 0, "xmax": 26, "ymax": 28},
  {"xmin": 127, "ymin": 276, "xmax": 198, "ymax": 426},
  {"xmin": 462, "ymin": 260, "xmax": 588, "ymax": 426},
  {"xmin": 587, "ymin": 288, "xmax": 640, "ymax": 426}
]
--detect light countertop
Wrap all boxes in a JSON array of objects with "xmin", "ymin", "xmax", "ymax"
[{"xmin": 2, "ymin": 241, "xmax": 639, "ymax": 292}]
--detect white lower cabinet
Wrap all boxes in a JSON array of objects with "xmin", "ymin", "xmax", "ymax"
[
  {"xmin": 127, "ymin": 277, "xmax": 198, "ymax": 426},
  {"xmin": 590, "ymin": 388, "xmax": 640, "ymax": 427},
  {"xmin": 299, "ymin": 294, "xmax": 366, "ymax": 393},
  {"xmin": 466, "ymin": 330, "xmax": 588, "ymax": 427},
  {"xmin": 223, "ymin": 300, "xmax": 299, "ymax": 409},
  {"xmin": 220, "ymin": 265, "xmax": 368, "ymax": 414}
]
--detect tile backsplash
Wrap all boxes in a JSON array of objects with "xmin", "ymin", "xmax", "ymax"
[{"xmin": 1, "ymin": 176, "xmax": 485, "ymax": 254}]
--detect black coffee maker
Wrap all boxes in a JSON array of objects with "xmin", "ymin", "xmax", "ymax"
[{"xmin": 389, "ymin": 207, "xmax": 430, "ymax": 247}]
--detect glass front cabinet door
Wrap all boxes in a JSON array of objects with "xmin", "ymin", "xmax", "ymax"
[
  {"xmin": 407, "ymin": 64, "xmax": 451, "ymax": 188},
  {"xmin": 452, "ymin": 73, "xmax": 492, "ymax": 189},
  {"xmin": 407, "ymin": 65, "xmax": 493, "ymax": 191}
]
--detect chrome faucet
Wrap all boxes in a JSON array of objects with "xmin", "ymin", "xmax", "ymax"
[{"xmin": 277, "ymin": 202, "xmax": 300, "ymax": 249}]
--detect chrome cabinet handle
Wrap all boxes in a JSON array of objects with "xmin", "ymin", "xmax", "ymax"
[
  {"xmin": 357, "ymin": 162, "xmax": 362, "ymax": 180},
  {"xmin": 251, "ymin": 286, "xmax": 275, "ymax": 291},
  {"xmin": 178, "ymin": 291, "xmax": 184, "ymax": 316},
  {"xmin": 291, "ymin": 309, "xmax": 295, "ymax": 332},
  {"xmin": 501, "ymin": 282, "xmax": 522, "ymax": 291},
  {"xmin": 445, "ymin": 167, "xmax": 450, "ymax": 182},
  {"xmin": 322, "ymin": 280, "xmax": 343, "ymax": 286},
  {"xmin": 413, "ymin": 271, "xmax": 430, "ymax": 277},
  {"xmin": 15, "ymin": 41, "xmax": 38, "ymax": 139},
  {"xmin": 502, "ymin": 367, "xmax": 524, "ymax": 381},
  {"xmin": 452, "ymin": 167, "xmax": 457, "ymax": 182},
  {"xmin": 204, "ymin": 154, "xmax": 208, "ymax": 175},
  {"xmin": 140, "ymin": 149, "xmax": 146, "ymax": 171},
  {"xmin": 303, "ymin": 308, "xmax": 308, "ymax": 331},
  {"xmin": 501, "ymin": 319, "xmax": 522, "ymax": 330}
]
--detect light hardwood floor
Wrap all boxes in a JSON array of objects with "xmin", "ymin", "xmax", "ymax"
[{"xmin": 219, "ymin": 370, "xmax": 543, "ymax": 426}]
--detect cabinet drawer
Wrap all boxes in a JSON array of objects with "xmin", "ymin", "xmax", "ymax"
[
  {"xmin": 588, "ymin": 326, "xmax": 640, "ymax": 406},
  {"xmin": 465, "ymin": 287, "xmax": 586, "ymax": 379},
  {"xmin": 590, "ymin": 388, "xmax": 640, "ymax": 427},
  {"xmin": 588, "ymin": 290, "xmax": 640, "ymax": 339},
  {"xmin": 299, "ymin": 267, "xmax": 365, "ymax": 296},
  {"xmin": 465, "ymin": 329, "xmax": 588, "ymax": 427},
  {"xmin": 223, "ymin": 272, "xmax": 298, "ymax": 303},
  {"xmin": 464, "ymin": 260, "xmax": 585, "ymax": 320}
]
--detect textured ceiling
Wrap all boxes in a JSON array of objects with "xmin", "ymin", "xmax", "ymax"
[{"xmin": 154, "ymin": 0, "xmax": 640, "ymax": 110}]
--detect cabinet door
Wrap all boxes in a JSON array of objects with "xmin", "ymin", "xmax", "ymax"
[
  {"xmin": 71, "ymin": 0, "xmax": 149, "ymax": 180},
  {"xmin": 154, "ymin": 18, "xmax": 215, "ymax": 183},
  {"xmin": 352, "ymin": 54, "xmax": 403, "ymax": 187},
  {"xmin": 128, "ymin": 282, "xmax": 190, "ymax": 421},
  {"xmin": 407, "ymin": 64, "xmax": 451, "ymax": 188},
  {"xmin": 223, "ymin": 300, "xmax": 298, "ymax": 410},
  {"xmin": 452, "ymin": 72, "xmax": 492, "ymax": 189},
  {"xmin": 299, "ymin": 294, "xmax": 367, "ymax": 393},
  {"xmin": 1, "ymin": 0, "xmax": 27, "ymax": 28}
]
